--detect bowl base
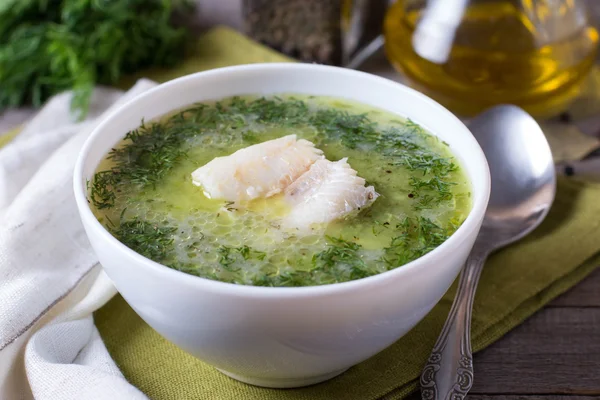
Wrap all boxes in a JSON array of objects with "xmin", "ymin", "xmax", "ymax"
[{"xmin": 216, "ymin": 367, "xmax": 349, "ymax": 388}]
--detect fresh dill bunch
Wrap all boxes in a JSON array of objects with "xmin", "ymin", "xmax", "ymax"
[{"xmin": 0, "ymin": 0, "xmax": 191, "ymax": 119}]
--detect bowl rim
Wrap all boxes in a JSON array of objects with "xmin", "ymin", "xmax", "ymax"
[{"xmin": 73, "ymin": 62, "xmax": 491, "ymax": 298}]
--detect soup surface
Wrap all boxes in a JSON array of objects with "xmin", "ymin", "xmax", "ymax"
[{"xmin": 90, "ymin": 95, "xmax": 471, "ymax": 287}]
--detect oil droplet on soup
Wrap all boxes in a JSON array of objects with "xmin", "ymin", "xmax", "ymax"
[{"xmin": 89, "ymin": 95, "xmax": 472, "ymax": 287}]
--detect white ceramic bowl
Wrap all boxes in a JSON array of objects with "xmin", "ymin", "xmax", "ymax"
[{"xmin": 74, "ymin": 63, "xmax": 490, "ymax": 389}]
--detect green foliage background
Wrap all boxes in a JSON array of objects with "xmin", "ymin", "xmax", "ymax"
[{"xmin": 0, "ymin": 0, "xmax": 190, "ymax": 119}]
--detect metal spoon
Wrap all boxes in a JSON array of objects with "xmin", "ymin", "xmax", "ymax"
[{"xmin": 420, "ymin": 105, "xmax": 557, "ymax": 400}]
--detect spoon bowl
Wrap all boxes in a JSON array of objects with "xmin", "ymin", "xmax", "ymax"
[
  {"xmin": 469, "ymin": 105, "xmax": 557, "ymax": 248},
  {"xmin": 421, "ymin": 104, "xmax": 556, "ymax": 400}
]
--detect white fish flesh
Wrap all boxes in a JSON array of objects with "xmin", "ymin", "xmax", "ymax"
[
  {"xmin": 282, "ymin": 157, "xmax": 379, "ymax": 231},
  {"xmin": 191, "ymin": 135, "xmax": 323, "ymax": 202}
]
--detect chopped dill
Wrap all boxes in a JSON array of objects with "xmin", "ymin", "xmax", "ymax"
[
  {"xmin": 90, "ymin": 96, "xmax": 459, "ymax": 212},
  {"xmin": 217, "ymin": 245, "xmax": 267, "ymax": 271},
  {"xmin": 393, "ymin": 151, "xmax": 457, "ymax": 177},
  {"xmin": 248, "ymin": 236, "xmax": 378, "ymax": 287},
  {"xmin": 237, "ymin": 245, "xmax": 267, "ymax": 261},
  {"xmin": 313, "ymin": 236, "xmax": 375, "ymax": 281},
  {"xmin": 409, "ymin": 176, "xmax": 456, "ymax": 209},
  {"xmin": 109, "ymin": 120, "xmax": 189, "ymax": 187},
  {"xmin": 382, "ymin": 217, "xmax": 451, "ymax": 268},
  {"xmin": 217, "ymin": 246, "xmax": 239, "ymax": 271},
  {"xmin": 111, "ymin": 218, "xmax": 176, "ymax": 262},
  {"xmin": 90, "ymin": 170, "xmax": 120, "ymax": 209},
  {"xmin": 223, "ymin": 201, "xmax": 237, "ymax": 212},
  {"xmin": 89, "ymin": 95, "xmax": 469, "ymax": 287},
  {"xmin": 310, "ymin": 109, "xmax": 379, "ymax": 149}
]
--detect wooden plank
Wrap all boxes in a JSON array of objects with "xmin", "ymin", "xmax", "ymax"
[
  {"xmin": 470, "ymin": 308, "xmax": 600, "ymax": 395},
  {"xmin": 550, "ymin": 268, "xmax": 600, "ymax": 307}
]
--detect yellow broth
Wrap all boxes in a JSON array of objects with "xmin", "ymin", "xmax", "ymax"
[{"xmin": 90, "ymin": 95, "xmax": 471, "ymax": 287}]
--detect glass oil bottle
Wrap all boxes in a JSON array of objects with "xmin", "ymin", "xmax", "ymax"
[{"xmin": 384, "ymin": 0, "xmax": 599, "ymax": 118}]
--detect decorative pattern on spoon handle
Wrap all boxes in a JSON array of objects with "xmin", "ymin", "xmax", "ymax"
[{"xmin": 420, "ymin": 247, "xmax": 488, "ymax": 400}]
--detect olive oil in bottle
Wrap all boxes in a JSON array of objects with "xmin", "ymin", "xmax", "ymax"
[{"xmin": 384, "ymin": 0, "xmax": 599, "ymax": 118}]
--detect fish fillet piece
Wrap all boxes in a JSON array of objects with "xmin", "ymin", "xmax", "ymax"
[
  {"xmin": 191, "ymin": 135, "xmax": 323, "ymax": 202},
  {"xmin": 283, "ymin": 158, "xmax": 379, "ymax": 231}
]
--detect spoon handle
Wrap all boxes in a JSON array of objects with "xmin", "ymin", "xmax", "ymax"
[{"xmin": 420, "ymin": 248, "xmax": 489, "ymax": 400}]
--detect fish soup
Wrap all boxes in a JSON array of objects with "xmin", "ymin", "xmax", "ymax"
[{"xmin": 89, "ymin": 95, "xmax": 472, "ymax": 287}]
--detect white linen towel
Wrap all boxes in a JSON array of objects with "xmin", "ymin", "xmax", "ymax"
[{"xmin": 0, "ymin": 81, "xmax": 159, "ymax": 400}]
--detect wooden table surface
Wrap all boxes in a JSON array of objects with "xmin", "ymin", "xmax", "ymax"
[
  {"xmin": 1, "ymin": 2, "xmax": 599, "ymax": 398},
  {"xmin": 457, "ymin": 270, "xmax": 600, "ymax": 398}
]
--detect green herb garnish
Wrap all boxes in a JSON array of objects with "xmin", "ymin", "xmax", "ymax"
[
  {"xmin": 217, "ymin": 245, "xmax": 267, "ymax": 271},
  {"xmin": 0, "ymin": 0, "xmax": 191, "ymax": 119},
  {"xmin": 91, "ymin": 96, "xmax": 469, "ymax": 288},
  {"xmin": 90, "ymin": 97, "xmax": 460, "ymax": 210},
  {"xmin": 383, "ymin": 217, "xmax": 451, "ymax": 267},
  {"xmin": 90, "ymin": 170, "xmax": 119, "ymax": 209},
  {"xmin": 237, "ymin": 245, "xmax": 267, "ymax": 261},
  {"xmin": 409, "ymin": 176, "xmax": 456, "ymax": 209},
  {"xmin": 109, "ymin": 120, "xmax": 189, "ymax": 187},
  {"xmin": 111, "ymin": 218, "xmax": 176, "ymax": 261},
  {"xmin": 313, "ymin": 236, "xmax": 375, "ymax": 281}
]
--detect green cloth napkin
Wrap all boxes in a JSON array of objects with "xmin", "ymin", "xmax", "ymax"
[{"xmin": 3, "ymin": 26, "xmax": 600, "ymax": 400}]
